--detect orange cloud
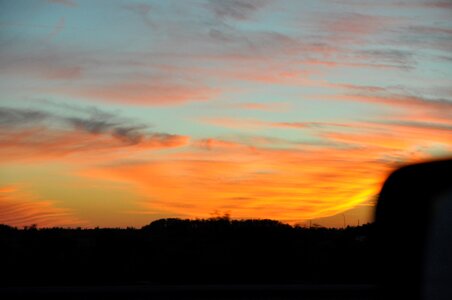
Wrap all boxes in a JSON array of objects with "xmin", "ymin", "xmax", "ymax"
[
  {"xmin": 78, "ymin": 108, "xmax": 452, "ymax": 225},
  {"xmin": 200, "ymin": 116, "xmax": 356, "ymax": 131},
  {"xmin": 80, "ymin": 143, "xmax": 391, "ymax": 223},
  {"xmin": 0, "ymin": 126, "xmax": 189, "ymax": 163},
  {"xmin": 324, "ymin": 13, "xmax": 392, "ymax": 43},
  {"xmin": 313, "ymin": 92, "xmax": 452, "ymax": 127},
  {"xmin": 56, "ymin": 81, "xmax": 219, "ymax": 106},
  {"xmin": 0, "ymin": 185, "xmax": 86, "ymax": 228},
  {"xmin": 333, "ymin": 94, "xmax": 452, "ymax": 111},
  {"xmin": 195, "ymin": 138, "xmax": 245, "ymax": 150}
]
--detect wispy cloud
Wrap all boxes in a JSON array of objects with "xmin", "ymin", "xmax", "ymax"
[
  {"xmin": 0, "ymin": 105, "xmax": 189, "ymax": 162},
  {"xmin": 0, "ymin": 107, "xmax": 49, "ymax": 126},
  {"xmin": 206, "ymin": 0, "xmax": 271, "ymax": 21},
  {"xmin": 64, "ymin": 81, "xmax": 219, "ymax": 105},
  {"xmin": 393, "ymin": 1, "xmax": 452, "ymax": 9},
  {"xmin": 200, "ymin": 116, "xmax": 358, "ymax": 132},
  {"xmin": 321, "ymin": 12, "xmax": 396, "ymax": 44},
  {"xmin": 0, "ymin": 185, "xmax": 86, "ymax": 227},
  {"xmin": 0, "ymin": 45, "xmax": 83, "ymax": 80},
  {"xmin": 123, "ymin": 3, "xmax": 154, "ymax": 28}
]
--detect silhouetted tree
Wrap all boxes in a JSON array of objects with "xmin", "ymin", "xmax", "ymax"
[{"xmin": 0, "ymin": 219, "xmax": 375, "ymax": 286}]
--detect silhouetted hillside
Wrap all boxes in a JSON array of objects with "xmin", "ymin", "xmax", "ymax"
[{"xmin": 0, "ymin": 218, "xmax": 375, "ymax": 286}]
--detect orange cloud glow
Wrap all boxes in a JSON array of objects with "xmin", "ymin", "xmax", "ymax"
[
  {"xmin": 0, "ymin": 185, "xmax": 86, "ymax": 228},
  {"xmin": 0, "ymin": 126, "xmax": 189, "ymax": 163},
  {"xmin": 56, "ymin": 81, "xmax": 219, "ymax": 106},
  {"xmin": 79, "ymin": 143, "xmax": 391, "ymax": 223},
  {"xmin": 78, "ymin": 111, "xmax": 452, "ymax": 225}
]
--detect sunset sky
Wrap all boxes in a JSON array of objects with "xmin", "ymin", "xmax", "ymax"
[{"xmin": 1, "ymin": 0, "xmax": 451, "ymax": 228}]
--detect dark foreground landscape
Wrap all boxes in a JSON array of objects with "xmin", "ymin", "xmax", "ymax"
[{"xmin": 0, "ymin": 217, "xmax": 376, "ymax": 299}]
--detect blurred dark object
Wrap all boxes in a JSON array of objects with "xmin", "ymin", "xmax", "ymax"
[{"xmin": 375, "ymin": 159, "xmax": 452, "ymax": 300}]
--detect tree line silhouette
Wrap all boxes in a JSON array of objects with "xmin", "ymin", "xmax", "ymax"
[{"xmin": 0, "ymin": 217, "xmax": 375, "ymax": 286}]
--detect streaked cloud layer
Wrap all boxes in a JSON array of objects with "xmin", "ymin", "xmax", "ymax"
[
  {"xmin": 0, "ymin": 185, "xmax": 86, "ymax": 227},
  {"xmin": 0, "ymin": 0, "xmax": 451, "ymax": 227}
]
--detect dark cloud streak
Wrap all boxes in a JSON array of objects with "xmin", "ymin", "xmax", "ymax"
[
  {"xmin": 0, "ymin": 104, "xmax": 177, "ymax": 147},
  {"xmin": 123, "ymin": 3, "xmax": 155, "ymax": 28},
  {"xmin": 206, "ymin": 0, "xmax": 270, "ymax": 21},
  {"xmin": 0, "ymin": 107, "xmax": 49, "ymax": 126}
]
